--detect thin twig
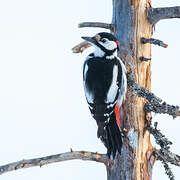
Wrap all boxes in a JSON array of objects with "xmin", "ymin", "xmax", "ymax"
[
  {"xmin": 147, "ymin": 6, "xmax": 180, "ymax": 24},
  {"xmin": 0, "ymin": 151, "xmax": 109, "ymax": 176},
  {"xmin": 78, "ymin": 22, "xmax": 115, "ymax": 32},
  {"xmin": 141, "ymin": 38, "xmax": 168, "ymax": 48}
]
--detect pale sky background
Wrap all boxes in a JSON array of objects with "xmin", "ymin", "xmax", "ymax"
[{"xmin": 0, "ymin": 0, "xmax": 179, "ymax": 180}]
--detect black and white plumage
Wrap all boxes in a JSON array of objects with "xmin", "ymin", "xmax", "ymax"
[{"xmin": 82, "ymin": 32, "xmax": 127, "ymax": 158}]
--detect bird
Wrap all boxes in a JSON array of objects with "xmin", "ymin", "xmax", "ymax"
[{"xmin": 81, "ymin": 32, "xmax": 127, "ymax": 158}]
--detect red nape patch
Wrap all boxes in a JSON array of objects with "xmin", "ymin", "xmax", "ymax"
[
  {"xmin": 116, "ymin": 40, "xmax": 119, "ymax": 47},
  {"xmin": 115, "ymin": 105, "xmax": 121, "ymax": 127}
]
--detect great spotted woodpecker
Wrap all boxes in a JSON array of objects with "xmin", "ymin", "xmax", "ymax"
[{"xmin": 82, "ymin": 32, "xmax": 127, "ymax": 158}]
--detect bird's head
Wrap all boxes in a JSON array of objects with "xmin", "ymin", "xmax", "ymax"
[{"xmin": 82, "ymin": 32, "xmax": 119, "ymax": 57}]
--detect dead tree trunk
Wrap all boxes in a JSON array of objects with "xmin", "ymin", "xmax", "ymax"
[{"xmin": 107, "ymin": 0, "xmax": 154, "ymax": 179}]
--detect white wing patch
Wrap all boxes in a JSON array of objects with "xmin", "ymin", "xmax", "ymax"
[
  {"xmin": 106, "ymin": 65, "xmax": 119, "ymax": 103},
  {"xmin": 117, "ymin": 57, "xmax": 127, "ymax": 107}
]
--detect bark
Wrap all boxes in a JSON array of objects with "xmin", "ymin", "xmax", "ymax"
[{"xmin": 107, "ymin": 0, "xmax": 154, "ymax": 179}]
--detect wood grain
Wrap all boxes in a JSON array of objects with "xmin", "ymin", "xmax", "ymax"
[{"xmin": 107, "ymin": 0, "xmax": 154, "ymax": 179}]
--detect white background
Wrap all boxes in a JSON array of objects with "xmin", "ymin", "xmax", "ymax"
[{"xmin": 0, "ymin": 0, "xmax": 179, "ymax": 179}]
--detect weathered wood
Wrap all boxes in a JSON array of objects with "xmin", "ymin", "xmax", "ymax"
[
  {"xmin": 0, "ymin": 151, "xmax": 109, "ymax": 176},
  {"xmin": 107, "ymin": 0, "xmax": 154, "ymax": 179},
  {"xmin": 147, "ymin": 6, "xmax": 180, "ymax": 24},
  {"xmin": 78, "ymin": 22, "xmax": 115, "ymax": 32}
]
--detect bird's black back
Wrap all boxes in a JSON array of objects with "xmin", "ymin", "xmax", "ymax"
[{"xmin": 83, "ymin": 55, "xmax": 122, "ymax": 105}]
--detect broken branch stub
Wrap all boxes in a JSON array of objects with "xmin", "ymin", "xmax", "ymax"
[
  {"xmin": 141, "ymin": 37, "xmax": 168, "ymax": 48},
  {"xmin": 78, "ymin": 22, "xmax": 116, "ymax": 32},
  {"xmin": 72, "ymin": 41, "xmax": 92, "ymax": 53}
]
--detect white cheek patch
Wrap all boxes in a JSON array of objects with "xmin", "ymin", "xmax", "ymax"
[
  {"xmin": 94, "ymin": 45, "xmax": 105, "ymax": 57},
  {"xmin": 99, "ymin": 40, "xmax": 117, "ymax": 51}
]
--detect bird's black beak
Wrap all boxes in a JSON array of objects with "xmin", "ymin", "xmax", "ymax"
[
  {"xmin": 81, "ymin": 36, "xmax": 96, "ymax": 44},
  {"xmin": 81, "ymin": 35, "xmax": 100, "ymax": 45}
]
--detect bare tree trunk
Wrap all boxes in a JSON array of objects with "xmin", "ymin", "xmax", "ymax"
[{"xmin": 107, "ymin": 0, "xmax": 154, "ymax": 179}]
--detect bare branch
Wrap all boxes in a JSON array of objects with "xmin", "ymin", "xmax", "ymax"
[
  {"xmin": 147, "ymin": 122, "xmax": 172, "ymax": 151},
  {"xmin": 156, "ymin": 149, "xmax": 180, "ymax": 167},
  {"xmin": 127, "ymin": 72, "xmax": 180, "ymax": 118},
  {"xmin": 145, "ymin": 102, "xmax": 180, "ymax": 119},
  {"xmin": 141, "ymin": 38, "xmax": 168, "ymax": 48},
  {"xmin": 148, "ymin": 122, "xmax": 180, "ymax": 167},
  {"xmin": 147, "ymin": 6, "xmax": 180, "ymax": 24},
  {"xmin": 0, "ymin": 151, "xmax": 109, "ymax": 176},
  {"xmin": 160, "ymin": 159, "xmax": 175, "ymax": 180},
  {"xmin": 78, "ymin": 22, "xmax": 115, "ymax": 32},
  {"xmin": 148, "ymin": 122, "xmax": 179, "ymax": 179},
  {"xmin": 127, "ymin": 72, "xmax": 162, "ymax": 104},
  {"xmin": 72, "ymin": 41, "xmax": 92, "ymax": 53}
]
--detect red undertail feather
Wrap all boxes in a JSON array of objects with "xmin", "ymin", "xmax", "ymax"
[{"xmin": 115, "ymin": 104, "xmax": 120, "ymax": 127}]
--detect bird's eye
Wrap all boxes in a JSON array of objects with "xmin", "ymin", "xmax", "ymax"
[{"xmin": 101, "ymin": 38, "xmax": 107, "ymax": 43}]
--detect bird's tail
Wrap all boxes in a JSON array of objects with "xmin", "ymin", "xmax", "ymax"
[{"xmin": 96, "ymin": 109, "xmax": 122, "ymax": 159}]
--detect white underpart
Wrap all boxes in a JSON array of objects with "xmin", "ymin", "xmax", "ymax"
[
  {"xmin": 117, "ymin": 57, "xmax": 127, "ymax": 107},
  {"xmin": 106, "ymin": 65, "xmax": 119, "ymax": 103},
  {"xmin": 83, "ymin": 63, "xmax": 94, "ymax": 103}
]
